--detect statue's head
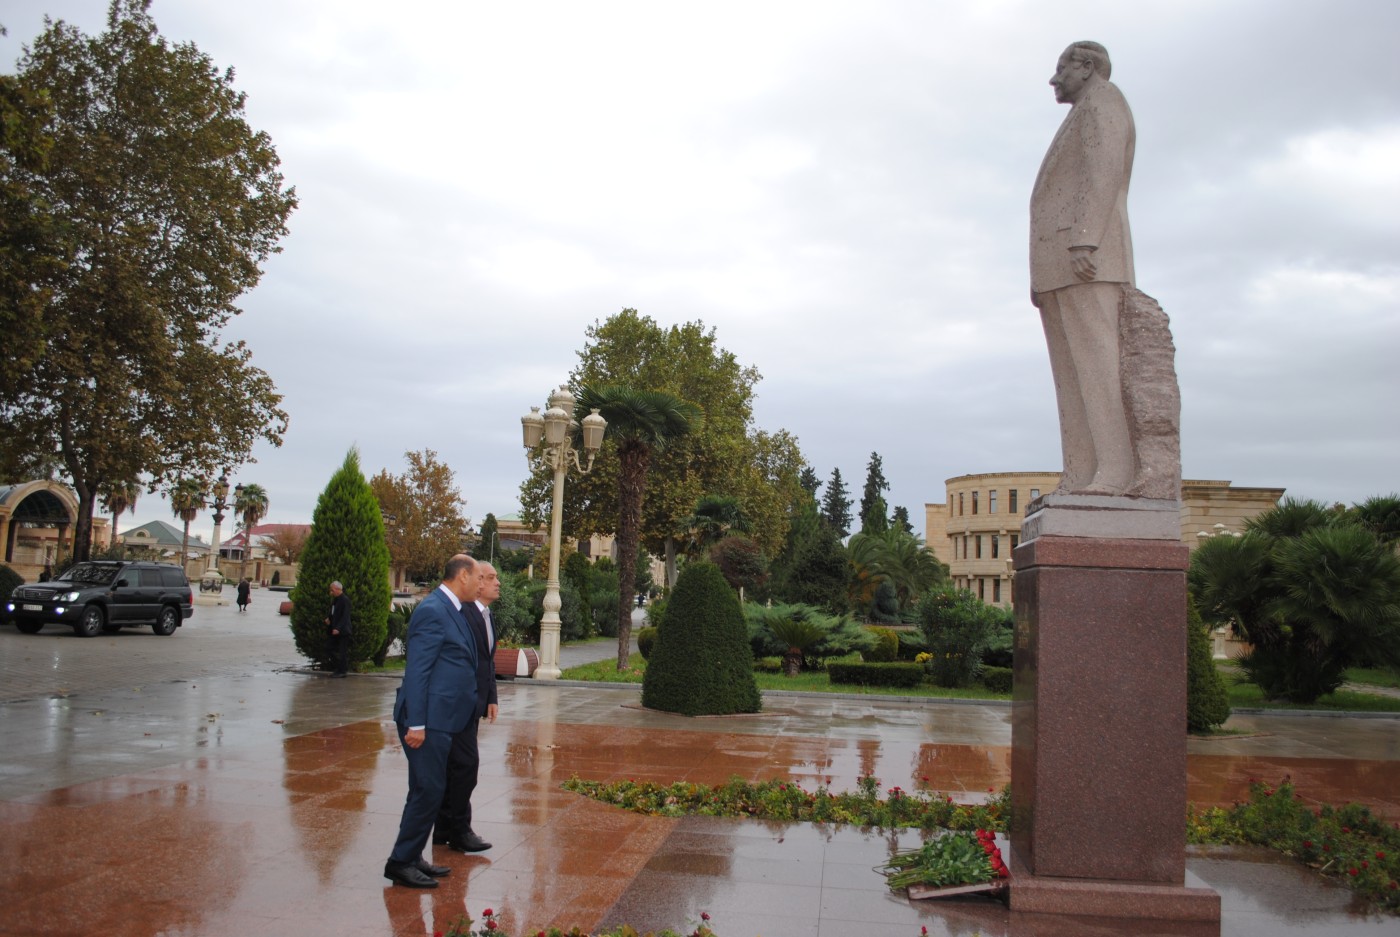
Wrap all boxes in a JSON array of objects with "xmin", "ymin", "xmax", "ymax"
[{"xmin": 1051, "ymin": 41, "xmax": 1111, "ymax": 104}]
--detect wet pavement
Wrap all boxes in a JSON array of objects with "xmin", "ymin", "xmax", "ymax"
[{"xmin": 1, "ymin": 596, "xmax": 1397, "ymax": 936}]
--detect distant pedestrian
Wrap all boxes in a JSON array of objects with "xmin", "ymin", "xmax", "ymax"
[
  {"xmin": 236, "ymin": 578, "xmax": 251, "ymax": 613},
  {"xmin": 41, "ymin": 564, "xmax": 52, "ymax": 582},
  {"xmin": 326, "ymin": 581, "xmax": 352, "ymax": 677}
]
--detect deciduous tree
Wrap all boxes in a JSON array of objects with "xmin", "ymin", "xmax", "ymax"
[
  {"xmin": 370, "ymin": 449, "xmax": 467, "ymax": 584},
  {"xmin": 1, "ymin": 1, "xmax": 295, "ymax": 559},
  {"xmin": 519, "ymin": 310, "xmax": 806, "ymax": 584}
]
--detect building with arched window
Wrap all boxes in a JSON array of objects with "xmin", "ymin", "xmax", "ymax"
[
  {"xmin": 0, "ymin": 481, "xmax": 111, "ymax": 578},
  {"xmin": 925, "ymin": 473, "xmax": 1284, "ymax": 607}
]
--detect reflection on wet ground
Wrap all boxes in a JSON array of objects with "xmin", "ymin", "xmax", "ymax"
[{"xmin": 1, "ymin": 666, "xmax": 1398, "ymax": 935}]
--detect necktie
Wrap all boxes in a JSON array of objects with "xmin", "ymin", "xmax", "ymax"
[{"xmin": 482, "ymin": 607, "xmax": 494, "ymax": 649}]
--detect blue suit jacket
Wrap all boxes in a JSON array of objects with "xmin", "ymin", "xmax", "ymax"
[
  {"xmin": 464, "ymin": 602, "xmax": 497, "ymax": 720},
  {"xmin": 394, "ymin": 587, "xmax": 479, "ymax": 734}
]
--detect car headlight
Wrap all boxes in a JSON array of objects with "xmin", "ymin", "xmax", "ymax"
[
  {"xmin": 54, "ymin": 606, "xmax": 65, "ymax": 615},
  {"xmin": 63, "ymin": 591, "xmax": 81, "ymax": 602},
  {"xmin": 5, "ymin": 602, "xmax": 13, "ymax": 612}
]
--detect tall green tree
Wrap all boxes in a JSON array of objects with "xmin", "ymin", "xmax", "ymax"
[
  {"xmin": 798, "ymin": 466, "xmax": 822, "ymax": 497},
  {"xmin": 859, "ymin": 452, "xmax": 890, "ymax": 528},
  {"xmin": 0, "ymin": 33, "xmax": 62, "ymax": 410},
  {"xmin": 519, "ymin": 310, "xmax": 805, "ymax": 583},
  {"xmin": 574, "ymin": 385, "xmax": 702, "ymax": 669},
  {"xmin": 1353, "ymin": 494, "xmax": 1400, "ymax": 546},
  {"xmin": 821, "ymin": 467, "xmax": 853, "ymax": 537},
  {"xmin": 473, "ymin": 512, "xmax": 500, "ymax": 561},
  {"xmin": 233, "ymin": 482, "xmax": 268, "ymax": 582},
  {"xmin": 892, "ymin": 505, "xmax": 914, "ymax": 535},
  {"xmin": 290, "ymin": 449, "xmax": 391, "ymax": 670},
  {"xmin": 680, "ymin": 494, "xmax": 748, "ymax": 556},
  {"xmin": 1, "ymin": 1, "xmax": 295, "ymax": 559}
]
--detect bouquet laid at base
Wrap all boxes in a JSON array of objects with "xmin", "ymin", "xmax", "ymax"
[{"xmin": 882, "ymin": 829, "xmax": 1009, "ymax": 896}]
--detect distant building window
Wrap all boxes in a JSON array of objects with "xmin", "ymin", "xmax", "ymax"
[
  {"xmin": 976, "ymin": 535, "xmax": 983, "ymax": 559},
  {"xmin": 1030, "ymin": 488, "xmax": 1041, "ymax": 500},
  {"xmin": 989, "ymin": 490, "xmax": 998, "ymax": 514},
  {"xmin": 959, "ymin": 492, "xmax": 964, "ymax": 515},
  {"xmin": 978, "ymin": 578, "xmax": 986, "ymax": 600},
  {"xmin": 991, "ymin": 535, "xmax": 1000, "ymax": 559},
  {"xmin": 1009, "ymin": 489, "xmax": 1018, "ymax": 514},
  {"xmin": 972, "ymin": 491, "xmax": 979, "ymax": 515},
  {"xmin": 1011, "ymin": 534, "xmax": 1019, "ymax": 551},
  {"xmin": 993, "ymin": 579, "xmax": 1002, "ymax": 603}
]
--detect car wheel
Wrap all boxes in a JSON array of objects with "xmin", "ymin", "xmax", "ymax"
[
  {"xmin": 75, "ymin": 605, "xmax": 104, "ymax": 638},
  {"xmin": 16, "ymin": 621, "xmax": 43, "ymax": 634},
  {"xmin": 153, "ymin": 606, "xmax": 179, "ymax": 636}
]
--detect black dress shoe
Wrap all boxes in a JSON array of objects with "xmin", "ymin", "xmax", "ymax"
[
  {"xmin": 444, "ymin": 832, "xmax": 492, "ymax": 853},
  {"xmin": 415, "ymin": 859, "xmax": 451, "ymax": 877},
  {"xmin": 384, "ymin": 860, "xmax": 439, "ymax": 888}
]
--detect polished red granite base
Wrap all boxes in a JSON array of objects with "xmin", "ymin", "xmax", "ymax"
[{"xmin": 1010, "ymin": 534, "xmax": 1220, "ymax": 923}]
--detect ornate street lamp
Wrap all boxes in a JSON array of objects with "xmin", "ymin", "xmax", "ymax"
[
  {"xmin": 203, "ymin": 473, "xmax": 234, "ymax": 580},
  {"xmin": 521, "ymin": 386, "xmax": 607, "ymax": 679}
]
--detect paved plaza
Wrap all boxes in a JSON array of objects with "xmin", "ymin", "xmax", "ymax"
[{"xmin": 1, "ymin": 595, "xmax": 1397, "ymax": 936}]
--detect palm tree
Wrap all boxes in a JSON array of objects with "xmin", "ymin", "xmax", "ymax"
[
  {"xmin": 233, "ymin": 483, "xmax": 269, "ymax": 582},
  {"xmin": 749, "ymin": 603, "xmax": 830, "ymax": 676},
  {"xmin": 100, "ymin": 480, "xmax": 140, "ymax": 556},
  {"xmin": 169, "ymin": 478, "xmax": 204, "ymax": 575},
  {"xmin": 575, "ymin": 385, "xmax": 703, "ymax": 670},
  {"xmin": 680, "ymin": 494, "xmax": 747, "ymax": 557}
]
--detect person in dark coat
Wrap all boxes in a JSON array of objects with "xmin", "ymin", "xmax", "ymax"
[
  {"xmin": 325, "ymin": 581, "xmax": 352, "ymax": 676},
  {"xmin": 383, "ymin": 555, "xmax": 481, "ymax": 888},
  {"xmin": 236, "ymin": 578, "xmax": 251, "ymax": 612},
  {"xmin": 434, "ymin": 560, "xmax": 499, "ymax": 853}
]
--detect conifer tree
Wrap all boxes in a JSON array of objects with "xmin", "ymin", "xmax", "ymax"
[
  {"xmin": 289, "ymin": 449, "xmax": 391, "ymax": 669},
  {"xmin": 859, "ymin": 452, "xmax": 890, "ymax": 527},
  {"xmin": 821, "ymin": 467, "xmax": 853, "ymax": 538},
  {"xmin": 642, "ymin": 562, "xmax": 760, "ymax": 715}
]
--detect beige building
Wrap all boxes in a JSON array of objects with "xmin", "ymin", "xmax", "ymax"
[
  {"xmin": 925, "ymin": 473, "xmax": 1285, "ymax": 608},
  {"xmin": 1, "ymin": 481, "xmax": 111, "ymax": 579}
]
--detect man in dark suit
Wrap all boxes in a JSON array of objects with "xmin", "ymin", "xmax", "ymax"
[
  {"xmin": 1030, "ymin": 41, "xmax": 1137, "ymax": 496},
  {"xmin": 326, "ymin": 581, "xmax": 352, "ymax": 676},
  {"xmin": 383, "ymin": 555, "xmax": 481, "ymax": 888},
  {"xmin": 434, "ymin": 560, "xmax": 499, "ymax": 852}
]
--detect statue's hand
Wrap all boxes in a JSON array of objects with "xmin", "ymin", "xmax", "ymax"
[{"xmin": 1070, "ymin": 247, "xmax": 1097, "ymax": 281}]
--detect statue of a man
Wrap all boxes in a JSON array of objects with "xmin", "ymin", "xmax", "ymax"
[{"xmin": 1031, "ymin": 41, "xmax": 1139, "ymax": 496}]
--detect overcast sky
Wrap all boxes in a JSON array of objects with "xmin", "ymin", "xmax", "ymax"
[{"xmin": 3, "ymin": 0, "xmax": 1397, "ymax": 547}]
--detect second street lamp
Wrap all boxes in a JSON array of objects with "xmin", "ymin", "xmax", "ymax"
[{"xmin": 521, "ymin": 386, "xmax": 607, "ymax": 680}]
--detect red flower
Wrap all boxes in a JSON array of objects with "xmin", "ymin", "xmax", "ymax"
[
  {"xmin": 1302, "ymin": 841, "xmax": 1312, "ymax": 848},
  {"xmin": 1349, "ymin": 868, "xmax": 1359, "ymax": 876},
  {"xmin": 922, "ymin": 928, "xmax": 929, "ymax": 935},
  {"xmin": 1342, "ymin": 827, "xmax": 1351, "ymax": 834},
  {"xmin": 1362, "ymin": 861, "xmax": 1370, "ymax": 869},
  {"xmin": 701, "ymin": 912, "xmax": 711, "ymax": 921},
  {"xmin": 483, "ymin": 909, "xmax": 494, "ymax": 917},
  {"xmin": 1378, "ymin": 852, "xmax": 1387, "ymax": 860},
  {"xmin": 997, "ymin": 866, "xmax": 1010, "ymax": 878}
]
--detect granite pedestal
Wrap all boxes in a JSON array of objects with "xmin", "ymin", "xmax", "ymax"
[{"xmin": 1009, "ymin": 510, "xmax": 1220, "ymax": 923}]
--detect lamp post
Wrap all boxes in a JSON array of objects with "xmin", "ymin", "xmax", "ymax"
[
  {"xmin": 204, "ymin": 473, "xmax": 235, "ymax": 577},
  {"xmin": 521, "ymin": 386, "xmax": 607, "ymax": 680}
]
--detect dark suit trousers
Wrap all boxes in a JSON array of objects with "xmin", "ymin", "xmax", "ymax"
[
  {"xmin": 389, "ymin": 724, "xmax": 453, "ymax": 864},
  {"xmin": 435, "ymin": 716, "xmax": 481, "ymax": 838},
  {"xmin": 329, "ymin": 631, "xmax": 351, "ymax": 675}
]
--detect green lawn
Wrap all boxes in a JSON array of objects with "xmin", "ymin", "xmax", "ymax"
[{"xmin": 1346, "ymin": 666, "xmax": 1400, "ymax": 689}]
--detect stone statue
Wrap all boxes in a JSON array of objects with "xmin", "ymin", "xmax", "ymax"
[{"xmin": 1030, "ymin": 41, "xmax": 1180, "ymax": 501}]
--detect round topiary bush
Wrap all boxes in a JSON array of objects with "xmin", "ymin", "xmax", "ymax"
[
  {"xmin": 864, "ymin": 625, "xmax": 899, "ymax": 662},
  {"xmin": 641, "ymin": 562, "xmax": 760, "ymax": 716},
  {"xmin": 636, "ymin": 625, "xmax": 658, "ymax": 660}
]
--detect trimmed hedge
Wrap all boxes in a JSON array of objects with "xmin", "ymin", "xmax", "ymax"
[
  {"xmin": 981, "ymin": 666, "xmax": 1013, "ymax": 693},
  {"xmin": 827, "ymin": 661, "xmax": 925, "ymax": 689},
  {"xmin": 1187, "ymin": 596, "xmax": 1230, "ymax": 732}
]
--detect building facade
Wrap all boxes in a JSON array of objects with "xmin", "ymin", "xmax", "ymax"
[{"xmin": 925, "ymin": 473, "xmax": 1285, "ymax": 608}]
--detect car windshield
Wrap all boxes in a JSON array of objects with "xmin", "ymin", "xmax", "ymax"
[{"xmin": 57, "ymin": 563, "xmax": 118, "ymax": 585}]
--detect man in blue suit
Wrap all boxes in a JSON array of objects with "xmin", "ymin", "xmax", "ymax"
[
  {"xmin": 383, "ymin": 554, "xmax": 481, "ymax": 888},
  {"xmin": 435, "ymin": 560, "xmax": 500, "ymax": 852}
]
